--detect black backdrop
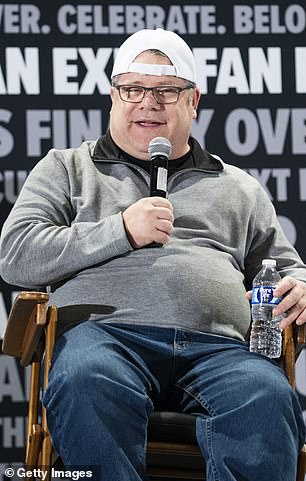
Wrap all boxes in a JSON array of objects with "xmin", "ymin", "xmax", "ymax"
[{"xmin": 1, "ymin": 0, "xmax": 306, "ymax": 471}]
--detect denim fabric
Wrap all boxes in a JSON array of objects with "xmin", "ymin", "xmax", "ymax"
[{"xmin": 43, "ymin": 322, "xmax": 305, "ymax": 481}]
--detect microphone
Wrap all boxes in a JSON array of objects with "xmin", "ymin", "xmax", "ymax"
[
  {"xmin": 148, "ymin": 137, "xmax": 172, "ymax": 197},
  {"xmin": 148, "ymin": 137, "xmax": 172, "ymax": 247}
]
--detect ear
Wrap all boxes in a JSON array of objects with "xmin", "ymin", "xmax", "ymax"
[
  {"xmin": 192, "ymin": 88, "xmax": 201, "ymax": 118},
  {"xmin": 192, "ymin": 88, "xmax": 201, "ymax": 107}
]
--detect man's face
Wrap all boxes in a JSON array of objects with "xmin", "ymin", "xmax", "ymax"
[{"xmin": 109, "ymin": 51, "xmax": 201, "ymax": 160}]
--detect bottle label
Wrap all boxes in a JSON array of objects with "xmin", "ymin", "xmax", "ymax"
[{"xmin": 252, "ymin": 286, "xmax": 281, "ymax": 305}]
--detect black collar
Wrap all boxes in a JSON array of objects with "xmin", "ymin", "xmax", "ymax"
[{"xmin": 92, "ymin": 130, "xmax": 224, "ymax": 173}]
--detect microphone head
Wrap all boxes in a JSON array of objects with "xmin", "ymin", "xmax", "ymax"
[{"xmin": 148, "ymin": 137, "xmax": 172, "ymax": 159}]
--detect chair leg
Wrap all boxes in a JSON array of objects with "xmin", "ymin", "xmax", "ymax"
[
  {"xmin": 25, "ymin": 360, "xmax": 43, "ymax": 479},
  {"xmin": 39, "ymin": 306, "xmax": 58, "ymax": 480},
  {"xmin": 26, "ymin": 424, "xmax": 43, "ymax": 467},
  {"xmin": 297, "ymin": 444, "xmax": 306, "ymax": 481},
  {"xmin": 39, "ymin": 431, "xmax": 52, "ymax": 481}
]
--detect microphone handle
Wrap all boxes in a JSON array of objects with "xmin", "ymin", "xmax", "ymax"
[
  {"xmin": 150, "ymin": 154, "xmax": 168, "ymax": 247},
  {"xmin": 150, "ymin": 155, "xmax": 168, "ymax": 197}
]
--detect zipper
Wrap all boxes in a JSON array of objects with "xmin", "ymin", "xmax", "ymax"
[{"xmin": 92, "ymin": 157, "xmax": 220, "ymax": 194}]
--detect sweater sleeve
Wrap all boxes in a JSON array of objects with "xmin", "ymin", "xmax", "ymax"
[
  {"xmin": 244, "ymin": 181, "xmax": 306, "ymax": 290},
  {"xmin": 0, "ymin": 150, "xmax": 133, "ymax": 288}
]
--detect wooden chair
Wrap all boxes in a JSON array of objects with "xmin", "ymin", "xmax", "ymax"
[{"xmin": 2, "ymin": 291, "xmax": 306, "ymax": 481}]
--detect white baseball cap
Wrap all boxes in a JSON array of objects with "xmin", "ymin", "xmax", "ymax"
[{"xmin": 111, "ymin": 28, "xmax": 197, "ymax": 84}]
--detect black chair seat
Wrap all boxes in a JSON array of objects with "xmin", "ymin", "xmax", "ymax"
[
  {"xmin": 148, "ymin": 412, "xmax": 198, "ymax": 444},
  {"xmin": 147, "ymin": 412, "xmax": 206, "ymax": 478}
]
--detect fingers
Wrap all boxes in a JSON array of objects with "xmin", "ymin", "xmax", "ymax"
[
  {"xmin": 273, "ymin": 275, "xmax": 297, "ymax": 299},
  {"xmin": 122, "ymin": 197, "xmax": 174, "ymax": 248},
  {"xmin": 154, "ymin": 207, "xmax": 174, "ymax": 224},
  {"xmin": 246, "ymin": 276, "xmax": 306, "ymax": 329},
  {"xmin": 273, "ymin": 276, "xmax": 306, "ymax": 327},
  {"xmin": 279, "ymin": 303, "xmax": 306, "ymax": 329},
  {"xmin": 150, "ymin": 196, "xmax": 173, "ymax": 210}
]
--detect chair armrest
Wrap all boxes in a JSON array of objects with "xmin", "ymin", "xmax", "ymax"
[
  {"xmin": 295, "ymin": 324, "xmax": 306, "ymax": 354},
  {"xmin": 282, "ymin": 323, "xmax": 306, "ymax": 388},
  {"xmin": 2, "ymin": 291, "xmax": 49, "ymax": 366}
]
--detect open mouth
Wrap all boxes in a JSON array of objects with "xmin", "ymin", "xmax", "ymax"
[{"xmin": 136, "ymin": 121, "xmax": 164, "ymax": 127}]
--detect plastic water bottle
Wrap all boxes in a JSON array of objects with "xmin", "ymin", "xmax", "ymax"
[{"xmin": 249, "ymin": 259, "xmax": 283, "ymax": 358}]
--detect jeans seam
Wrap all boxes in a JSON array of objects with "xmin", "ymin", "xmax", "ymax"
[
  {"xmin": 45, "ymin": 401, "xmax": 71, "ymax": 464},
  {"xmin": 175, "ymin": 383, "xmax": 218, "ymax": 417},
  {"xmin": 206, "ymin": 418, "xmax": 220, "ymax": 481},
  {"xmin": 145, "ymin": 387, "xmax": 154, "ymax": 411},
  {"xmin": 176, "ymin": 383, "xmax": 220, "ymax": 481}
]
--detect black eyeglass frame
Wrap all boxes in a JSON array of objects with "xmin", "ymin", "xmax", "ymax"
[{"xmin": 112, "ymin": 83, "xmax": 195, "ymax": 104}]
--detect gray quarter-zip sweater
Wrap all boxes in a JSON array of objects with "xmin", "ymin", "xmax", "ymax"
[{"xmin": 1, "ymin": 132, "xmax": 306, "ymax": 340}]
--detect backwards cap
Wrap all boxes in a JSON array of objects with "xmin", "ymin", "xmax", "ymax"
[{"xmin": 111, "ymin": 28, "xmax": 197, "ymax": 83}]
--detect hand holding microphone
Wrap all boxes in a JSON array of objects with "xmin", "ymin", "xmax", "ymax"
[{"xmin": 122, "ymin": 137, "xmax": 174, "ymax": 249}]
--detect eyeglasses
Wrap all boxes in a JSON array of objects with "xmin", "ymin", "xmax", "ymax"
[{"xmin": 112, "ymin": 84, "xmax": 195, "ymax": 104}]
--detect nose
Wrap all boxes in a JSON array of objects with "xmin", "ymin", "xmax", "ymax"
[{"xmin": 141, "ymin": 89, "xmax": 161, "ymax": 108}]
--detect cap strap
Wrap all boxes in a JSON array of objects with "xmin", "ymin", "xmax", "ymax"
[{"xmin": 128, "ymin": 63, "xmax": 177, "ymax": 77}]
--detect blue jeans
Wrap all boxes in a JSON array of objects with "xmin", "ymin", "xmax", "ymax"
[{"xmin": 43, "ymin": 322, "xmax": 305, "ymax": 481}]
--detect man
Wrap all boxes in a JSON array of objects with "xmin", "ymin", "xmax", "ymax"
[{"xmin": 1, "ymin": 28, "xmax": 306, "ymax": 481}]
